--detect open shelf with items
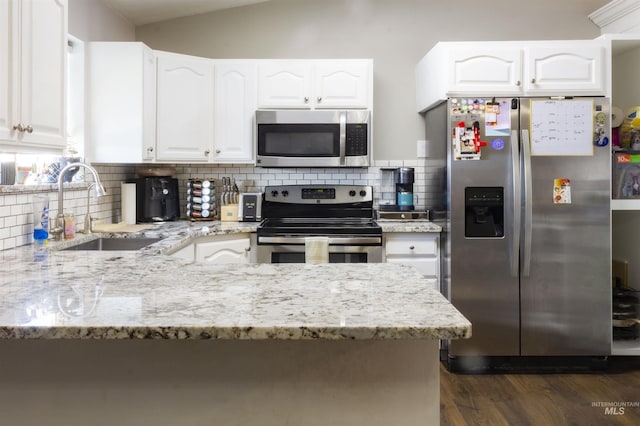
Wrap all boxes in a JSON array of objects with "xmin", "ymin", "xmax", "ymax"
[{"xmin": 607, "ymin": 34, "xmax": 640, "ymax": 356}]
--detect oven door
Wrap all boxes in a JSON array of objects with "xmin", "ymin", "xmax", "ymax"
[{"xmin": 257, "ymin": 236, "xmax": 382, "ymax": 264}]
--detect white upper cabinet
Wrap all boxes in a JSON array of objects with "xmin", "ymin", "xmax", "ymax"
[
  {"xmin": 258, "ymin": 60, "xmax": 313, "ymax": 108},
  {"xmin": 258, "ymin": 59, "xmax": 372, "ymax": 109},
  {"xmin": 86, "ymin": 51, "xmax": 374, "ymax": 163},
  {"xmin": 0, "ymin": 1, "xmax": 10, "ymax": 142},
  {"xmin": 416, "ymin": 40, "xmax": 606, "ymax": 112},
  {"xmin": 314, "ymin": 60, "xmax": 371, "ymax": 108},
  {"xmin": 0, "ymin": 0, "xmax": 67, "ymax": 150},
  {"xmin": 88, "ymin": 42, "xmax": 156, "ymax": 163},
  {"xmin": 447, "ymin": 46, "xmax": 523, "ymax": 95},
  {"xmin": 524, "ymin": 44, "xmax": 605, "ymax": 95},
  {"xmin": 156, "ymin": 51, "xmax": 214, "ymax": 162},
  {"xmin": 212, "ymin": 61, "xmax": 257, "ymax": 163}
]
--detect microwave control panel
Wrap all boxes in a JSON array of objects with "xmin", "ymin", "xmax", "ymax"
[{"xmin": 346, "ymin": 124, "xmax": 368, "ymax": 156}]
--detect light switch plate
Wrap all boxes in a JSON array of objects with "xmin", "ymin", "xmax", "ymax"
[{"xmin": 417, "ymin": 139, "xmax": 428, "ymax": 157}]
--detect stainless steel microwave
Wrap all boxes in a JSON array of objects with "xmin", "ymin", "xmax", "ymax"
[{"xmin": 255, "ymin": 110, "xmax": 371, "ymax": 167}]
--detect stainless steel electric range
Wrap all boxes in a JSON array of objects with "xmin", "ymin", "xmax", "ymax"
[{"xmin": 256, "ymin": 185, "xmax": 382, "ymax": 264}]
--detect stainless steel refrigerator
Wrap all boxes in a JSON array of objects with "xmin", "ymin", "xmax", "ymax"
[{"xmin": 428, "ymin": 97, "xmax": 612, "ymax": 367}]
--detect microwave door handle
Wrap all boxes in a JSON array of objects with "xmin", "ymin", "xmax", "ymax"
[{"xmin": 339, "ymin": 112, "xmax": 346, "ymax": 165}]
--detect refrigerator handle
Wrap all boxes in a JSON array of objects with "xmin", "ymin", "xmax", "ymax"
[
  {"xmin": 510, "ymin": 130, "xmax": 521, "ymax": 278},
  {"xmin": 521, "ymin": 129, "xmax": 533, "ymax": 277}
]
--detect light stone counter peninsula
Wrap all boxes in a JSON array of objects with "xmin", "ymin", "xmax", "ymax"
[{"xmin": 0, "ymin": 220, "xmax": 469, "ymax": 426}]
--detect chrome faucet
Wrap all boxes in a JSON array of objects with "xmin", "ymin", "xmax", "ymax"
[{"xmin": 50, "ymin": 162, "xmax": 107, "ymax": 241}]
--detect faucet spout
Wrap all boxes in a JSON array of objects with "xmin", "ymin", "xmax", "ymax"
[{"xmin": 53, "ymin": 162, "xmax": 107, "ymax": 240}]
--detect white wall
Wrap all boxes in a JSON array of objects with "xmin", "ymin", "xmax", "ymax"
[
  {"xmin": 68, "ymin": 0, "xmax": 135, "ymax": 41},
  {"xmin": 612, "ymin": 44, "xmax": 640, "ymax": 114},
  {"xmin": 135, "ymin": 0, "xmax": 608, "ymax": 160}
]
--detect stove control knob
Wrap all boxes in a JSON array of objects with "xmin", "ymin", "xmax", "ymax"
[
  {"xmin": 271, "ymin": 190, "xmax": 279, "ymax": 197},
  {"xmin": 359, "ymin": 190, "xmax": 367, "ymax": 197},
  {"xmin": 349, "ymin": 190, "xmax": 356, "ymax": 197},
  {"xmin": 282, "ymin": 190, "xmax": 289, "ymax": 197}
]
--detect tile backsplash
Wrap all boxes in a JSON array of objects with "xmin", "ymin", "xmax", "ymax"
[{"xmin": 0, "ymin": 159, "xmax": 445, "ymax": 251}]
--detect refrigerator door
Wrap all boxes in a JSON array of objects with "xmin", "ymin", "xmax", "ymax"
[
  {"xmin": 448, "ymin": 98, "xmax": 521, "ymax": 356},
  {"xmin": 519, "ymin": 97, "xmax": 611, "ymax": 356}
]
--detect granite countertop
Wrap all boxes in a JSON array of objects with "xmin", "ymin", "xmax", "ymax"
[
  {"xmin": 377, "ymin": 219, "xmax": 442, "ymax": 233},
  {"xmin": 0, "ymin": 220, "xmax": 469, "ymax": 341}
]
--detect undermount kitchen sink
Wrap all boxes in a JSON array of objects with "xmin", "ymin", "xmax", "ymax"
[{"xmin": 62, "ymin": 237, "xmax": 163, "ymax": 251}]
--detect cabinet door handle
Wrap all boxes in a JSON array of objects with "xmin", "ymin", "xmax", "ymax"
[
  {"xmin": 215, "ymin": 149, "xmax": 221, "ymax": 154},
  {"xmin": 409, "ymin": 245, "xmax": 415, "ymax": 250},
  {"xmin": 147, "ymin": 147, "xmax": 154, "ymax": 153},
  {"xmin": 304, "ymin": 97, "xmax": 309, "ymax": 103},
  {"xmin": 317, "ymin": 96, "xmax": 322, "ymax": 103},
  {"xmin": 24, "ymin": 124, "xmax": 33, "ymax": 133},
  {"xmin": 530, "ymin": 78, "xmax": 536, "ymax": 84},
  {"xmin": 13, "ymin": 123, "xmax": 24, "ymax": 132},
  {"xmin": 205, "ymin": 149, "xmax": 211, "ymax": 155},
  {"xmin": 516, "ymin": 80, "xmax": 521, "ymax": 86}
]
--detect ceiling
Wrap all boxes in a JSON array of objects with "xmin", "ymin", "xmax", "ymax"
[{"xmin": 103, "ymin": 0, "xmax": 271, "ymax": 26}]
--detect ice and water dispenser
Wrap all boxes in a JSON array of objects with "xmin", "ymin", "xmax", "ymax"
[{"xmin": 464, "ymin": 187, "xmax": 504, "ymax": 238}]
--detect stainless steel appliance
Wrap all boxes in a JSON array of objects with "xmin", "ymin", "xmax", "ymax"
[
  {"xmin": 257, "ymin": 185, "xmax": 382, "ymax": 263},
  {"xmin": 255, "ymin": 110, "xmax": 371, "ymax": 168},
  {"xmin": 426, "ymin": 97, "xmax": 612, "ymax": 370},
  {"xmin": 238, "ymin": 192, "xmax": 262, "ymax": 222}
]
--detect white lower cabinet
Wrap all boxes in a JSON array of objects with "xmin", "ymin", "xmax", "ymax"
[
  {"xmin": 384, "ymin": 233, "xmax": 440, "ymax": 291},
  {"xmin": 169, "ymin": 234, "xmax": 253, "ymax": 264},
  {"xmin": 170, "ymin": 243, "xmax": 195, "ymax": 261},
  {"xmin": 195, "ymin": 234, "xmax": 252, "ymax": 264}
]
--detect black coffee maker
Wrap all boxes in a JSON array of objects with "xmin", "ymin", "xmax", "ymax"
[
  {"xmin": 129, "ymin": 177, "xmax": 180, "ymax": 222},
  {"xmin": 395, "ymin": 167, "xmax": 415, "ymax": 211}
]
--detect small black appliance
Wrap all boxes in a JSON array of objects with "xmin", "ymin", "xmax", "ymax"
[{"xmin": 129, "ymin": 177, "xmax": 180, "ymax": 222}]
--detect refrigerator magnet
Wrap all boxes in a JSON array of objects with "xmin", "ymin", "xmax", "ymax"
[{"xmin": 553, "ymin": 178, "xmax": 571, "ymax": 204}]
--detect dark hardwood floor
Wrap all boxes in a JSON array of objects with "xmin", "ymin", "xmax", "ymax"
[{"xmin": 440, "ymin": 358, "xmax": 640, "ymax": 425}]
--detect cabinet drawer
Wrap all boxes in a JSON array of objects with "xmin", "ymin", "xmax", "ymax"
[
  {"xmin": 385, "ymin": 257, "xmax": 439, "ymax": 279},
  {"xmin": 384, "ymin": 234, "xmax": 438, "ymax": 256}
]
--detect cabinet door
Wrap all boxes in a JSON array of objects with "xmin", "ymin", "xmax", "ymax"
[
  {"xmin": 524, "ymin": 45, "xmax": 605, "ymax": 95},
  {"xmin": 170, "ymin": 243, "xmax": 195, "ymax": 261},
  {"xmin": 213, "ymin": 61, "xmax": 257, "ymax": 163},
  {"xmin": 88, "ymin": 42, "xmax": 156, "ymax": 163},
  {"xmin": 258, "ymin": 60, "xmax": 313, "ymax": 108},
  {"xmin": 314, "ymin": 60, "xmax": 371, "ymax": 108},
  {"xmin": 448, "ymin": 46, "xmax": 523, "ymax": 95},
  {"xmin": 384, "ymin": 233, "xmax": 440, "ymax": 283},
  {"xmin": 156, "ymin": 52, "xmax": 213, "ymax": 161},
  {"xmin": 195, "ymin": 236, "xmax": 251, "ymax": 264},
  {"xmin": 0, "ymin": 1, "xmax": 10, "ymax": 141},
  {"xmin": 16, "ymin": 0, "xmax": 67, "ymax": 148}
]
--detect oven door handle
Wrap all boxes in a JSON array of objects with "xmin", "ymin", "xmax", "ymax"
[{"xmin": 258, "ymin": 236, "xmax": 382, "ymax": 245}]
